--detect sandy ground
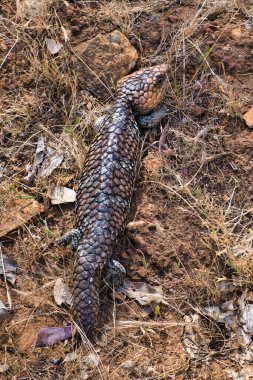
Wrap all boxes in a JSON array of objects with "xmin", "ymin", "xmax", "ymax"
[{"xmin": 1, "ymin": 1, "xmax": 253, "ymax": 379}]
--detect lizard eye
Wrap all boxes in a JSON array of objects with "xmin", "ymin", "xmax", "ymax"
[{"xmin": 155, "ymin": 74, "xmax": 165, "ymax": 86}]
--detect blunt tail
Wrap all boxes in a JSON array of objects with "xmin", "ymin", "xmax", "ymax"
[{"xmin": 72, "ymin": 247, "xmax": 101, "ymax": 336}]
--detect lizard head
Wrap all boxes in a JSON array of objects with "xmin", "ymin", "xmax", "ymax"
[{"xmin": 117, "ymin": 63, "xmax": 169, "ymax": 114}]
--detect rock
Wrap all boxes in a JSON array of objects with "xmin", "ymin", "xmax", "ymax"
[
  {"xmin": 231, "ymin": 27, "xmax": 242, "ymax": 38},
  {"xmin": 45, "ymin": 38, "xmax": 63, "ymax": 55},
  {"xmin": 243, "ymin": 106, "xmax": 253, "ymax": 128},
  {"xmin": 142, "ymin": 152, "xmax": 163, "ymax": 173},
  {"xmin": 136, "ymin": 267, "xmax": 147, "ymax": 278},
  {"xmin": 50, "ymin": 186, "xmax": 76, "ymax": 205},
  {"xmin": 244, "ymin": 21, "xmax": 252, "ymax": 30},
  {"xmin": 0, "ymin": 197, "xmax": 44, "ymax": 237},
  {"xmin": 73, "ymin": 30, "xmax": 138, "ymax": 100}
]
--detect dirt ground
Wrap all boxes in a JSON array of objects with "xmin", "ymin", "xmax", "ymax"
[{"xmin": 1, "ymin": 0, "xmax": 253, "ymax": 379}]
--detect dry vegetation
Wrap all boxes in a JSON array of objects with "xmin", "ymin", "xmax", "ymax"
[{"xmin": 1, "ymin": 0, "xmax": 253, "ymax": 379}]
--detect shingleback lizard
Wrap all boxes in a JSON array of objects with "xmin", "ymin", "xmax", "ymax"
[{"xmin": 59, "ymin": 64, "xmax": 169, "ymax": 336}]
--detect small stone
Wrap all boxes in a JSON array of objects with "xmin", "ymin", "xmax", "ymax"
[
  {"xmin": 223, "ymin": 194, "xmax": 230, "ymax": 203},
  {"xmin": 136, "ymin": 267, "xmax": 147, "ymax": 278},
  {"xmin": 143, "ymin": 152, "xmax": 162, "ymax": 173},
  {"xmin": 231, "ymin": 27, "xmax": 241, "ymax": 38},
  {"xmin": 73, "ymin": 31, "xmax": 138, "ymax": 100},
  {"xmin": 243, "ymin": 106, "xmax": 253, "ymax": 128},
  {"xmin": 121, "ymin": 360, "xmax": 137, "ymax": 369},
  {"xmin": 244, "ymin": 21, "xmax": 252, "ymax": 30},
  {"xmin": 50, "ymin": 186, "xmax": 76, "ymax": 205}
]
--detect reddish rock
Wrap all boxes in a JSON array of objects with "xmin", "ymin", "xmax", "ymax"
[
  {"xmin": 243, "ymin": 106, "xmax": 253, "ymax": 128},
  {"xmin": 73, "ymin": 30, "xmax": 138, "ymax": 100}
]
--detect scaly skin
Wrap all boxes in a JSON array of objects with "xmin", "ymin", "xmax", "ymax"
[{"xmin": 73, "ymin": 64, "xmax": 169, "ymax": 335}]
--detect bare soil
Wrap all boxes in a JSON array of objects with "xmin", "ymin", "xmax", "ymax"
[{"xmin": 1, "ymin": 1, "xmax": 253, "ymax": 379}]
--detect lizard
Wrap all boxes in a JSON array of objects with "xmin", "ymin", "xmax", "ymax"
[{"xmin": 58, "ymin": 64, "xmax": 169, "ymax": 337}]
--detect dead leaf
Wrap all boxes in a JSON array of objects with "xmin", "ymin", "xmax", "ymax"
[
  {"xmin": 26, "ymin": 138, "xmax": 66, "ymax": 180},
  {"xmin": 45, "ymin": 38, "xmax": 63, "ymax": 55},
  {"xmin": 222, "ymin": 300, "xmax": 235, "ymax": 311},
  {"xmin": 120, "ymin": 358, "xmax": 154, "ymax": 377},
  {"xmin": 218, "ymin": 279, "xmax": 235, "ymax": 292},
  {"xmin": 243, "ymin": 106, "xmax": 253, "ymax": 128},
  {"xmin": 120, "ymin": 279, "xmax": 166, "ymax": 306},
  {"xmin": 201, "ymin": 290, "xmax": 253, "ymax": 349},
  {"xmin": 183, "ymin": 314, "xmax": 210, "ymax": 359},
  {"xmin": 201, "ymin": 306, "xmax": 236, "ymax": 329},
  {"xmin": 0, "ymin": 300, "xmax": 11, "ymax": 325},
  {"xmin": 33, "ymin": 134, "xmax": 45, "ymax": 164},
  {"xmin": 80, "ymin": 353, "xmax": 100, "ymax": 379},
  {"xmin": 53, "ymin": 278, "xmax": 72, "ymax": 306},
  {"xmin": 39, "ymin": 147, "xmax": 64, "ymax": 178},
  {"xmin": 82, "ymin": 353, "xmax": 99, "ymax": 368},
  {"xmin": 0, "ymin": 163, "xmax": 5, "ymax": 179},
  {"xmin": 0, "ymin": 364, "xmax": 9, "ymax": 373},
  {"xmin": 127, "ymin": 220, "xmax": 157, "ymax": 231},
  {"xmin": 228, "ymin": 368, "xmax": 253, "ymax": 380},
  {"xmin": 121, "ymin": 360, "xmax": 137, "ymax": 369},
  {"xmin": 0, "ymin": 197, "xmax": 44, "ymax": 238},
  {"xmin": 25, "ymin": 135, "xmax": 45, "ymax": 183},
  {"xmin": 239, "ymin": 295, "xmax": 253, "ymax": 335},
  {"xmin": 0, "ymin": 255, "xmax": 17, "ymax": 285},
  {"xmin": 64, "ymin": 351, "xmax": 78, "ymax": 363},
  {"xmin": 17, "ymin": 0, "xmax": 47, "ymax": 18},
  {"xmin": 61, "ymin": 25, "xmax": 71, "ymax": 42},
  {"xmin": 50, "ymin": 187, "xmax": 76, "ymax": 205},
  {"xmin": 36, "ymin": 326, "xmax": 73, "ymax": 347}
]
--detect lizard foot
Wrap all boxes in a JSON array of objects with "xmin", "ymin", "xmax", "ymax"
[
  {"xmin": 56, "ymin": 228, "xmax": 80, "ymax": 250},
  {"xmin": 137, "ymin": 105, "xmax": 169, "ymax": 129},
  {"xmin": 107, "ymin": 259, "xmax": 126, "ymax": 289}
]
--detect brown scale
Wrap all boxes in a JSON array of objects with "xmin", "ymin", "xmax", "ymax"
[{"xmin": 73, "ymin": 64, "xmax": 169, "ymax": 336}]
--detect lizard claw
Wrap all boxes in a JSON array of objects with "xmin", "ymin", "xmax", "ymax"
[
  {"xmin": 137, "ymin": 105, "xmax": 169, "ymax": 129},
  {"xmin": 107, "ymin": 259, "xmax": 126, "ymax": 289},
  {"xmin": 56, "ymin": 228, "xmax": 80, "ymax": 250}
]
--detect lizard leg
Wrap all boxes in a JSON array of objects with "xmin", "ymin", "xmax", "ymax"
[
  {"xmin": 137, "ymin": 105, "xmax": 169, "ymax": 129},
  {"xmin": 107, "ymin": 259, "xmax": 126, "ymax": 289},
  {"xmin": 94, "ymin": 106, "xmax": 168, "ymax": 132},
  {"xmin": 57, "ymin": 228, "xmax": 80, "ymax": 250}
]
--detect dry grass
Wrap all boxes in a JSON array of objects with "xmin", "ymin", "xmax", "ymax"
[{"xmin": 0, "ymin": 0, "xmax": 253, "ymax": 378}]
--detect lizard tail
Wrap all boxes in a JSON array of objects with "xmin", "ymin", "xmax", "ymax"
[{"xmin": 72, "ymin": 246, "xmax": 102, "ymax": 336}]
